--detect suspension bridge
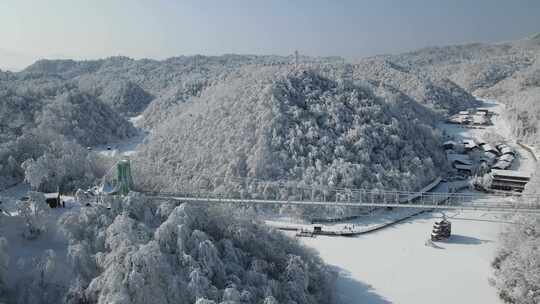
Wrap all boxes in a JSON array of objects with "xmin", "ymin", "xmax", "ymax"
[
  {"xmin": 98, "ymin": 158, "xmax": 540, "ymax": 214},
  {"xmin": 142, "ymin": 189, "xmax": 540, "ymax": 213}
]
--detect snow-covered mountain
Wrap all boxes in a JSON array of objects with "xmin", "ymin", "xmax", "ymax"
[
  {"xmin": 1, "ymin": 52, "xmax": 477, "ymax": 192},
  {"xmin": 0, "ymin": 75, "xmax": 136, "ymax": 190},
  {"xmin": 2, "ymin": 36, "xmax": 538, "ymax": 193},
  {"xmin": 1, "ymin": 34, "xmax": 540, "ymax": 304},
  {"xmin": 385, "ymin": 37, "xmax": 540, "ymax": 92},
  {"xmin": 352, "ymin": 58, "xmax": 479, "ymax": 113},
  {"xmin": 135, "ymin": 66, "xmax": 446, "ymax": 195},
  {"xmin": 383, "ymin": 35, "xmax": 540, "ymax": 144}
]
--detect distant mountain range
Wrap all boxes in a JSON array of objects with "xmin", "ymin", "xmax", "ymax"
[{"xmin": 1, "ymin": 34, "xmax": 538, "ymax": 193}]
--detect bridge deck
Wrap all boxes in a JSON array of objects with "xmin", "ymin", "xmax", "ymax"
[{"xmin": 145, "ymin": 192, "xmax": 540, "ymax": 214}]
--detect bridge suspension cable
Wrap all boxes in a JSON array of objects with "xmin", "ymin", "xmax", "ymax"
[{"xmin": 141, "ymin": 184, "xmax": 540, "ymax": 214}]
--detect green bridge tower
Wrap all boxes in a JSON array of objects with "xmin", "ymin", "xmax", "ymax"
[{"xmin": 116, "ymin": 158, "xmax": 134, "ymax": 196}]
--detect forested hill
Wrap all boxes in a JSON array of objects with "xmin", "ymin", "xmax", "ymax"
[
  {"xmin": 134, "ymin": 66, "xmax": 446, "ymax": 196},
  {"xmin": 351, "ymin": 58, "xmax": 479, "ymax": 113},
  {"xmin": 7, "ymin": 33, "xmax": 539, "ymax": 193},
  {"xmin": 1, "ymin": 35, "xmax": 539, "ymax": 304},
  {"xmin": 1, "ymin": 52, "xmax": 479, "ymax": 191}
]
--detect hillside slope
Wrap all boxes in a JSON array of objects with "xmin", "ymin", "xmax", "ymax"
[
  {"xmin": 0, "ymin": 78, "xmax": 135, "ymax": 190},
  {"xmin": 134, "ymin": 67, "xmax": 446, "ymax": 195},
  {"xmin": 352, "ymin": 58, "xmax": 479, "ymax": 113},
  {"xmin": 492, "ymin": 167, "xmax": 540, "ymax": 304},
  {"xmin": 384, "ymin": 35, "xmax": 540, "ymax": 144}
]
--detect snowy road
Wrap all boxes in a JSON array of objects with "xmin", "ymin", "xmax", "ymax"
[{"xmin": 298, "ymin": 99, "xmax": 534, "ymax": 303}]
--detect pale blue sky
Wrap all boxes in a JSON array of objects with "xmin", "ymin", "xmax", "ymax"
[{"xmin": 1, "ymin": 0, "xmax": 539, "ymax": 70}]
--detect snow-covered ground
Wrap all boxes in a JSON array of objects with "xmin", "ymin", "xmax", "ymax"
[
  {"xmin": 0, "ymin": 196, "xmax": 81, "ymax": 292},
  {"xmin": 0, "ymin": 99, "xmax": 533, "ymax": 303},
  {"xmin": 129, "ymin": 113, "xmax": 145, "ymax": 126},
  {"xmin": 297, "ymin": 210, "xmax": 511, "ymax": 304},
  {"xmin": 95, "ymin": 114, "xmax": 147, "ymax": 157},
  {"xmin": 265, "ymin": 179, "xmax": 452, "ymax": 235},
  {"xmin": 266, "ymin": 207, "xmax": 426, "ymax": 235},
  {"xmin": 293, "ymin": 98, "xmax": 535, "ymax": 303},
  {"xmin": 95, "ymin": 133, "xmax": 146, "ymax": 157}
]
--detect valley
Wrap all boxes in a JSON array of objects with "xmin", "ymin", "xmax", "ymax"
[
  {"xmin": 1, "ymin": 32, "xmax": 540, "ymax": 304},
  {"xmin": 297, "ymin": 98, "xmax": 535, "ymax": 303}
]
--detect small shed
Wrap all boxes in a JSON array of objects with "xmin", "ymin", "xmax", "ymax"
[{"xmin": 44, "ymin": 193, "xmax": 63, "ymax": 208}]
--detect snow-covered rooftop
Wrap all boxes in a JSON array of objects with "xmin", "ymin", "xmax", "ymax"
[
  {"xmin": 491, "ymin": 169, "xmax": 531, "ymax": 179},
  {"xmin": 500, "ymin": 146, "xmax": 515, "ymax": 155},
  {"xmin": 481, "ymin": 144, "xmax": 497, "ymax": 153},
  {"xmin": 463, "ymin": 139, "xmax": 478, "ymax": 149},
  {"xmin": 499, "ymin": 154, "xmax": 515, "ymax": 162},
  {"xmin": 492, "ymin": 161, "xmax": 511, "ymax": 170},
  {"xmin": 454, "ymin": 164, "xmax": 473, "ymax": 171}
]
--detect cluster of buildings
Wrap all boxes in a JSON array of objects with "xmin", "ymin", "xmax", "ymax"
[
  {"xmin": 444, "ymin": 139, "xmax": 516, "ymax": 173},
  {"xmin": 443, "ymin": 139, "xmax": 530, "ymax": 192},
  {"xmin": 446, "ymin": 108, "xmax": 491, "ymax": 126}
]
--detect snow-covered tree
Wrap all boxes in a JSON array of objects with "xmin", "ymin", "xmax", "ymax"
[
  {"xmin": 492, "ymin": 164, "xmax": 540, "ymax": 303},
  {"xmin": 52, "ymin": 195, "xmax": 336, "ymax": 304},
  {"xmin": 492, "ymin": 214, "xmax": 540, "ymax": 304},
  {"xmin": 36, "ymin": 91, "xmax": 136, "ymax": 146},
  {"xmin": 16, "ymin": 191, "xmax": 49, "ymax": 239},
  {"xmin": 134, "ymin": 66, "xmax": 447, "ymax": 218},
  {"xmin": 21, "ymin": 136, "xmax": 99, "ymax": 192}
]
